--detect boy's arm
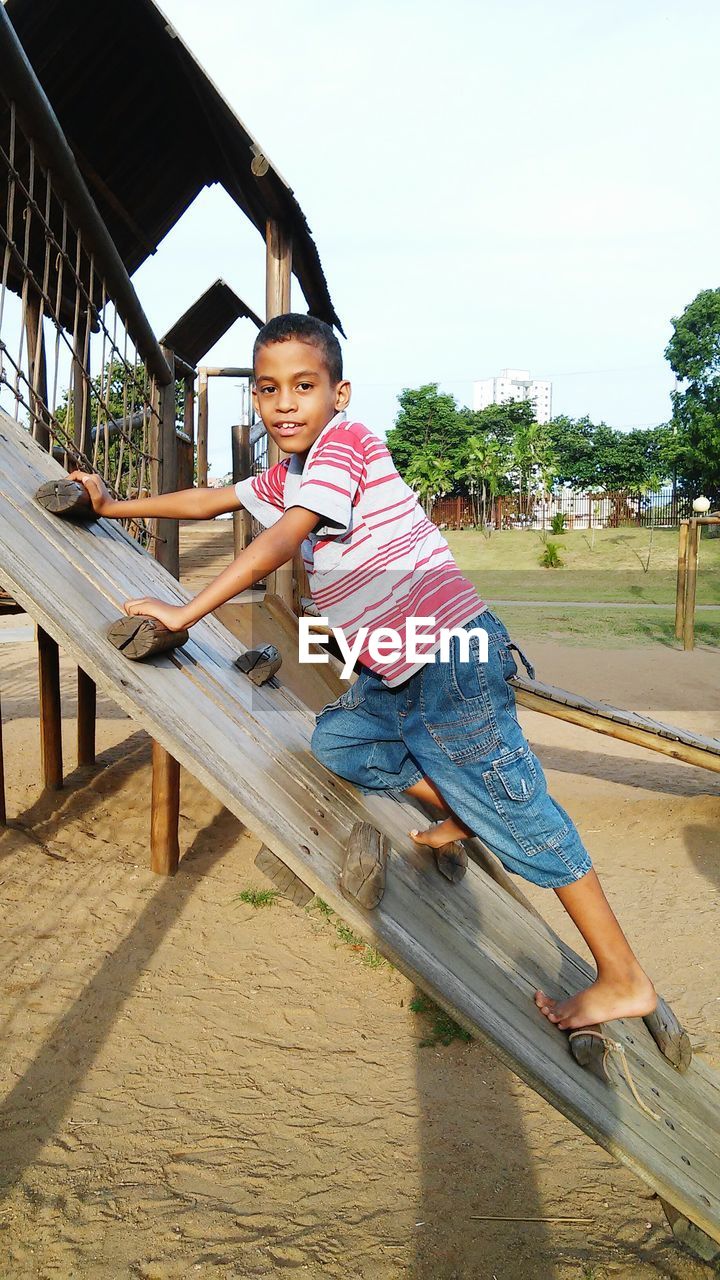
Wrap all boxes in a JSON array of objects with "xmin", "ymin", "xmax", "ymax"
[
  {"xmin": 122, "ymin": 506, "xmax": 321, "ymax": 631},
  {"xmin": 68, "ymin": 470, "xmax": 242, "ymax": 520}
]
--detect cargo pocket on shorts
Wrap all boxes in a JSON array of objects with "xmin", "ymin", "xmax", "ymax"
[
  {"xmin": 316, "ymin": 674, "xmax": 367, "ymax": 719},
  {"xmin": 420, "ymin": 629, "xmax": 499, "ymax": 764},
  {"xmin": 483, "ymin": 744, "xmax": 569, "ymax": 857}
]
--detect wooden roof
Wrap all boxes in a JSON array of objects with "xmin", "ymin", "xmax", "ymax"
[
  {"xmin": 160, "ymin": 280, "xmax": 262, "ymax": 370},
  {"xmin": 2, "ymin": 0, "xmax": 342, "ymax": 331}
]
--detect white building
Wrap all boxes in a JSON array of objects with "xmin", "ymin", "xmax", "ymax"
[{"xmin": 473, "ymin": 368, "xmax": 552, "ymax": 424}]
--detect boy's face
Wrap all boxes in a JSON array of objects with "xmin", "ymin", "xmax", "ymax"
[{"xmin": 252, "ymin": 338, "xmax": 351, "ymax": 459}]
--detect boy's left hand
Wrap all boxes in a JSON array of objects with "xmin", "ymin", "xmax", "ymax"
[{"xmin": 123, "ymin": 597, "xmax": 191, "ymax": 632}]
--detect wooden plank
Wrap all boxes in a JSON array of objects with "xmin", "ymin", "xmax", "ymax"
[
  {"xmin": 511, "ymin": 675, "xmax": 720, "ymax": 766},
  {"xmin": 0, "ymin": 413, "xmax": 719, "ymax": 1243}
]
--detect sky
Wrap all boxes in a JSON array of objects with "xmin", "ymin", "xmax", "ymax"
[{"xmin": 131, "ymin": 0, "xmax": 720, "ymax": 477}]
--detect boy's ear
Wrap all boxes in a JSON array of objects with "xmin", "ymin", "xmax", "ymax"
[{"xmin": 335, "ymin": 379, "xmax": 351, "ymax": 411}]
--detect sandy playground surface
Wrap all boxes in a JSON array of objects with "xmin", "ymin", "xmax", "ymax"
[{"xmin": 1, "ymin": 614, "xmax": 719, "ymax": 1279}]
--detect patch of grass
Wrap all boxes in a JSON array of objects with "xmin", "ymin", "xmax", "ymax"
[
  {"xmin": 306, "ymin": 896, "xmax": 334, "ymax": 920},
  {"xmin": 304, "ymin": 901, "xmax": 390, "ymax": 970},
  {"xmin": 410, "ymin": 993, "xmax": 473, "ymax": 1047},
  {"xmin": 444, "ymin": 526, "xmax": 720, "ymax": 605},
  {"xmin": 335, "ymin": 921, "xmax": 364, "ymax": 947},
  {"xmin": 233, "ymin": 887, "xmax": 280, "ymax": 908},
  {"xmin": 498, "ymin": 605, "xmax": 720, "ymax": 649}
]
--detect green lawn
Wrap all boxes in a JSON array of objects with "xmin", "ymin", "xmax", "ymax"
[{"xmin": 445, "ymin": 527, "xmax": 720, "ymax": 606}]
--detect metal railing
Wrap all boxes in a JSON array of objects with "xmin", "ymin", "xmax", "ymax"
[{"xmin": 0, "ymin": 6, "xmax": 173, "ymax": 546}]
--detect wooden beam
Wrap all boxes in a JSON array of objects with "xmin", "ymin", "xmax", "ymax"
[
  {"xmin": 150, "ymin": 346, "xmax": 179, "ymax": 578},
  {"xmin": 231, "ymin": 423, "xmax": 253, "ymax": 556},
  {"xmin": 0, "ymin": 689, "xmax": 6, "ymax": 824},
  {"xmin": 197, "ymin": 369, "xmax": 209, "ymax": 489},
  {"xmin": 71, "ymin": 311, "xmax": 92, "ymax": 457},
  {"xmin": 149, "ymin": 345, "xmax": 181, "ymax": 873},
  {"xmin": 265, "ymin": 219, "xmax": 294, "ymax": 610},
  {"xmin": 77, "ymin": 667, "xmax": 96, "ymax": 767},
  {"xmin": 37, "ymin": 625, "xmax": 63, "ymax": 790},
  {"xmin": 675, "ymin": 520, "xmax": 689, "ymax": 641},
  {"xmin": 513, "ymin": 685, "xmax": 720, "ymax": 775},
  {"xmin": 183, "ymin": 374, "xmax": 195, "ymax": 447}
]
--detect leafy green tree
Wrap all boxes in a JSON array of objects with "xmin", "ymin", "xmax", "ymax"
[
  {"xmin": 665, "ymin": 288, "xmax": 720, "ymax": 503},
  {"xmin": 386, "ymin": 385, "xmax": 465, "ymax": 479},
  {"xmin": 405, "ymin": 448, "xmax": 454, "ymax": 517},
  {"xmin": 509, "ymin": 419, "xmax": 556, "ymax": 516},
  {"xmin": 461, "ymin": 434, "xmax": 509, "ymax": 527}
]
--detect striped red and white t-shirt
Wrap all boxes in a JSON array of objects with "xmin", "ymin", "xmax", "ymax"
[{"xmin": 235, "ymin": 412, "xmax": 485, "ymax": 686}]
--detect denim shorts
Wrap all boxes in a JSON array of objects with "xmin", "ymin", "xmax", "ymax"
[{"xmin": 310, "ymin": 609, "xmax": 592, "ymax": 889}]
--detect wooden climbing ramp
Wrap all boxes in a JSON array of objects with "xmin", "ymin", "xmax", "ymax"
[{"xmin": 1, "ymin": 412, "xmax": 719, "ymax": 1252}]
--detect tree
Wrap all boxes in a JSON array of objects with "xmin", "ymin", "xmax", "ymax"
[
  {"xmin": 386, "ymin": 385, "xmax": 465, "ymax": 479},
  {"xmin": 404, "ymin": 448, "xmax": 454, "ymax": 517},
  {"xmin": 509, "ymin": 419, "xmax": 556, "ymax": 516},
  {"xmin": 665, "ymin": 288, "xmax": 720, "ymax": 504},
  {"xmin": 461, "ymin": 435, "xmax": 509, "ymax": 527}
]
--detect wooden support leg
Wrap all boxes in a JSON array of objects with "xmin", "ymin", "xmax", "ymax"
[
  {"xmin": 37, "ymin": 626, "xmax": 63, "ymax": 790},
  {"xmin": 675, "ymin": 520, "xmax": 689, "ymax": 641},
  {"xmin": 682, "ymin": 519, "xmax": 699, "ymax": 652},
  {"xmin": 0, "ymin": 687, "xmax": 6, "ymax": 824},
  {"xmin": 77, "ymin": 668, "xmax": 96, "ymax": 767},
  {"xmin": 150, "ymin": 741, "xmax": 180, "ymax": 875}
]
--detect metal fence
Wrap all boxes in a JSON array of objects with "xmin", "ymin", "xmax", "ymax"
[
  {"xmin": 431, "ymin": 485, "xmax": 691, "ymax": 531},
  {"xmin": 0, "ymin": 8, "xmax": 174, "ymax": 548}
]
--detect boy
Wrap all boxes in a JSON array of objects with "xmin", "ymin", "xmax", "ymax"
[{"xmin": 72, "ymin": 313, "xmax": 656, "ymax": 1033}]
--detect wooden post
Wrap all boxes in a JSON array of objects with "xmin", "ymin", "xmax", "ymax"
[
  {"xmin": 77, "ymin": 667, "xmax": 96, "ymax": 766},
  {"xmin": 0, "ymin": 690, "xmax": 6, "ymax": 824},
  {"xmin": 149, "ymin": 346, "xmax": 181, "ymax": 874},
  {"xmin": 37, "ymin": 626, "xmax": 63, "ymax": 790},
  {"xmin": 682, "ymin": 519, "xmax": 700, "ymax": 652},
  {"xmin": 675, "ymin": 520, "xmax": 689, "ymax": 641},
  {"xmin": 71, "ymin": 311, "xmax": 92, "ymax": 456},
  {"xmin": 197, "ymin": 369, "xmax": 209, "ymax": 489},
  {"xmin": 150, "ymin": 740, "xmax": 180, "ymax": 875},
  {"xmin": 184, "ymin": 374, "xmax": 195, "ymax": 448},
  {"xmin": 231, "ymin": 422, "xmax": 253, "ymax": 557},
  {"xmin": 150, "ymin": 347, "xmax": 180, "ymax": 578},
  {"xmin": 265, "ymin": 218, "xmax": 295, "ymax": 610},
  {"xmin": 24, "ymin": 291, "xmax": 51, "ymax": 452}
]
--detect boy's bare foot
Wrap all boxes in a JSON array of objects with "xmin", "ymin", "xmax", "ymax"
[
  {"xmin": 535, "ymin": 968, "xmax": 657, "ymax": 1031},
  {"xmin": 410, "ymin": 816, "xmax": 471, "ymax": 848}
]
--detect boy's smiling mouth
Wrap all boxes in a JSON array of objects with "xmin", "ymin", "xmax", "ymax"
[{"xmin": 275, "ymin": 421, "xmax": 305, "ymax": 436}]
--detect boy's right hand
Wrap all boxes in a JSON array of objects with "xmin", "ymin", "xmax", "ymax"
[{"xmin": 68, "ymin": 470, "xmax": 115, "ymax": 515}]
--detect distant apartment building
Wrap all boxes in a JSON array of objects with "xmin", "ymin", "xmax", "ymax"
[{"xmin": 473, "ymin": 368, "xmax": 552, "ymax": 424}]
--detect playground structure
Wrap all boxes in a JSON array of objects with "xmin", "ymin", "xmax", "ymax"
[
  {"xmin": 675, "ymin": 515, "xmax": 720, "ymax": 651},
  {"xmin": 1, "ymin": 0, "xmax": 720, "ymax": 1262}
]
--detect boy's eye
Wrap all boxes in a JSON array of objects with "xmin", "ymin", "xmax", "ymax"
[
  {"xmin": 258, "ymin": 385, "xmax": 276, "ymax": 394},
  {"xmin": 297, "ymin": 382, "xmax": 314, "ymax": 391}
]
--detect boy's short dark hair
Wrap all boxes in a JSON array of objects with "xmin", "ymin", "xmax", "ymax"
[{"xmin": 253, "ymin": 313, "xmax": 343, "ymax": 383}]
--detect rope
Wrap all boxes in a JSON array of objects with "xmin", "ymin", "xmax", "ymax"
[{"xmin": 569, "ymin": 1028, "xmax": 661, "ymax": 1121}]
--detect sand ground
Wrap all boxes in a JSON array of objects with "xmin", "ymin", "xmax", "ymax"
[{"xmin": 1, "ymin": 616, "xmax": 719, "ymax": 1279}]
